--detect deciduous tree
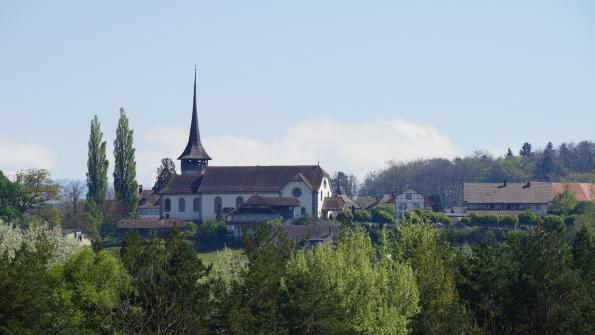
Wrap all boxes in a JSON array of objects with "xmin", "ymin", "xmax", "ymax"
[{"xmin": 113, "ymin": 108, "xmax": 139, "ymax": 217}]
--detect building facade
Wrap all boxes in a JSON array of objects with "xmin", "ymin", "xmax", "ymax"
[{"xmin": 394, "ymin": 188, "xmax": 427, "ymax": 220}]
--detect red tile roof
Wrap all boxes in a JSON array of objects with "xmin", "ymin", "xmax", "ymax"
[
  {"xmin": 117, "ymin": 218, "xmax": 185, "ymax": 229},
  {"xmin": 551, "ymin": 183, "xmax": 594, "ymax": 202}
]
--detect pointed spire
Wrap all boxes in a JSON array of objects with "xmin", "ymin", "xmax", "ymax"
[
  {"xmin": 178, "ymin": 68, "xmax": 211, "ymax": 162},
  {"xmin": 335, "ymin": 175, "xmax": 343, "ymax": 196}
]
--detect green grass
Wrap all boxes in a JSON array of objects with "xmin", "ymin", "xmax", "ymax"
[{"xmin": 197, "ymin": 248, "xmax": 244, "ymax": 272}]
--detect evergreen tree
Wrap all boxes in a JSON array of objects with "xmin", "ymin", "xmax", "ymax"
[
  {"xmin": 113, "ymin": 108, "xmax": 139, "ymax": 217},
  {"xmin": 534, "ymin": 142, "xmax": 560, "ymax": 181},
  {"xmin": 153, "ymin": 158, "xmax": 176, "ymax": 191},
  {"xmin": 519, "ymin": 142, "xmax": 533, "ymax": 158},
  {"xmin": 506, "ymin": 148, "xmax": 514, "ymax": 158},
  {"xmin": 86, "ymin": 115, "xmax": 109, "ymax": 210}
]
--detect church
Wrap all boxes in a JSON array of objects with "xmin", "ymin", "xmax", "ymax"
[{"xmin": 157, "ymin": 71, "xmax": 334, "ymax": 222}]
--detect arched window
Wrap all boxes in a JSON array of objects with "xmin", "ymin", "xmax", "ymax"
[
  {"xmin": 292, "ymin": 187, "xmax": 302, "ymax": 197},
  {"xmin": 164, "ymin": 198, "xmax": 171, "ymax": 212},
  {"xmin": 193, "ymin": 197, "xmax": 200, "ymax": 212},
  {"xmin": 214, "ymin": 197, "xmax": 222, "ymax": 213},
  {"xmin": 179, "ymin": 198, "xmax": 186, "ymax": 212},
  {"xmin": 301, "ymin": 207, "xmax": 307, "ymax": 216},
  {"xmin": 236, "ymin": 196, "xmax": 244, "ymax": 209},
  {"xmin": 320, "ymin": 192, "xmax": 323, "ymax": 201}
]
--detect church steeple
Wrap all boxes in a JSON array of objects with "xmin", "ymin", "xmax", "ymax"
[
  {"xmin": 335, "ymin": 175, "xmax": 343, "ymax": 196},
  {"xmin": 178, "ymin": 68, "xmax": 211, "ymax": 175}
]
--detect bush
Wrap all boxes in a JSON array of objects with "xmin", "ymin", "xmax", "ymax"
[
  {"xmin": 353, "ymin": 210, "xmax": 372, "ymax": 222},
  {"xmin": 371, "ymin": 206, "xmax": 395, "ymax": 224},
  {"xmin": 518, "ymin": 211, "xmax": 539, "ymax": 225},
  {"xmin": 336, "ymin": 210, "xmax": 354, "ymax": 224},
  {"xmin": 194, "ymin": 219, "xmax": 226, "ymax": 241},
  {"xmin": 499, "ymin": 215, "xmax": 519, "ymax": 226}
]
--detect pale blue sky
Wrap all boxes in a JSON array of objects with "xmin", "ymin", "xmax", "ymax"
[{"xmin": 1, "ymin": 1, "xmax": 594, "ymax": 184}]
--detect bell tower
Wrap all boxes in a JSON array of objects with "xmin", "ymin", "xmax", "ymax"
[{"xmin": 178, "ymin": 68, "xmax": 212, "ymax": 175}]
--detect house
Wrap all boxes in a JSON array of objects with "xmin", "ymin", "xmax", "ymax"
[
  {"xmin": 321, "ymin": 180, "xmax": 358, "ymax": 218},
  {"xmin": 231, "ymin": 195, "xmax": 300, "ymax": 223},
  {"xmin": 138, "ymin": 186, "xmax": 160, "ymax": 218},
  {"xmin": 394, "ymin": 188, "xmax": 428, "ymax": 220},
  {"xmin": 283, "ymin": 223, "xmax": 341, "ymax": 248},
  {"xmin": 366, "ymin": 193, "xmax": 395, "ymax": 210},
  {"xmin": 463, "ymin": 181, "xmax": 594, "ymax": 216},
  {"xmin": 157, "ymin": 71, "xmax": 333, "ymax": 222}
]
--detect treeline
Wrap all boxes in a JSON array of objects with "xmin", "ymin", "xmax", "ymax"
[
  {"xmin": 360, "ymin": 141, "xmax": 595, "ymax": 207},
  {"xmin": 2, "ymin": 209, "xmax": 594, "ymax": 334}
]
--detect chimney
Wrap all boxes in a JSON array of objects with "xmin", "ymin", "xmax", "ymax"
[
  {"xmin": 523, "ymin": 181, "xmax": 531, "ymax": 188},
  {"xmin": 503, "ymin": 180, "xmax": 507, "ymax": 187},
  {"xmin": 138, "ymin": 185, "xmax": 143, "ymax": 194}
]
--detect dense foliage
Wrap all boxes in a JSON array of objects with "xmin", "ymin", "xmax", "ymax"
[
  {"xmin": 361, "ymin": 141, "xmax": 595, "ymax": 207},
  {"xmin": 113, "ymin": 107, "xmax": 139, "ymax": 218}
]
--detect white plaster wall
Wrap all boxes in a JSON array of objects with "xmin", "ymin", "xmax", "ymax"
[
  {"xmin": 280, "ymin": 181, "xmax": 314, "ymax": 217},
  {"xmin": 162, "ymin": 195, "xmax": 202, "ymax": 221},
  {"xmin": 317, "ymin": 176, "xmax": 332, "ymax": 217}
]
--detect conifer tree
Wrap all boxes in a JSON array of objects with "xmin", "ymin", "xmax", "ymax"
[
  {"xmin": 86, "ymin": 115, "xmax": 109, "ymax": 210},
  {"xmin": 113, "ymin": 108, "xmax": 139, "ymax": 217},
  {"xmin": 153, "ymin": 158, "xmax": 176, "ymax": 191}
]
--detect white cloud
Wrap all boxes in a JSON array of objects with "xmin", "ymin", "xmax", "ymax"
[
  {"xmin": 0, "ymin": 134, "xmax": 55, "ymax": 173},
  {"xmin": 135, "ymin": 118, "xmax": 461, "ymax": 185}
]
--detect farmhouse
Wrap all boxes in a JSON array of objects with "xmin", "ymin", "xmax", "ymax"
[{"xmin": 464, "ymin": 181, "xmax": 594, "ymax": 216}]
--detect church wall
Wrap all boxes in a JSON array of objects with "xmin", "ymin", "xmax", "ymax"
[
  {"xmin": 280, "ymin": 181, "xmax": 315, "ymax": 218},
  {"xmin": 316, "ymin": 176, "xmax": 333, "ymax": 217},
  {"xmin": 161, "ymin": 194, "xmax": 202, "ymax": 221}
]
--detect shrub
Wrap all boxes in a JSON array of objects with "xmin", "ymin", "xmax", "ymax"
[
  {"xmin": 353, "ymin": 210, "xmax": 372, "ymax": 222},
  {"xmin": 499, "ymin": 215, "xmax": 519, "ymax": 226},
  {"xmin": 371, "ymin": 206, "xmax": 395, "ymax": 224},
  {"xmin": 518, "ymin": 211, "xmax": 539, "ymax": 225},
  {"xmin": 336, "ymin": 210, "xmax": 354, "ymax": 224}
]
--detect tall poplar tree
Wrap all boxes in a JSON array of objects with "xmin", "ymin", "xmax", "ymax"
[
  {"xmin": 86, "ymin": 115, "xmax": 109, "ymax": 210},
  {"xmin": 113, "ymin": 108, "xmax": 139, "ymax": 217}
]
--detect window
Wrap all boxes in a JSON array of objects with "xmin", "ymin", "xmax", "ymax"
[
  {"xmin": 236, "ymin": 196, "xmax": 244, "ymax": 209},
  {"xmin": 399, "ymin": 203, "xmax": 407, "ymax": 210},
  {"xmin": 193, "ymin": 197, "xmax": 200, "ymax": 212},
  {"xmin": 323, "ymin": 179, "xmax": 327, "ymax": 188},
  {"xmin": 301, "ymin": 207, "xmax": 307, "ymax": 216},
  {"xmin": 292, "ymin": 187, "xmax": 302, "ymax": 197},
  {"xmin": 179, "ymin": 198, "xmax": 186, "ymax": 212},
  {"xmin": 413, "ymin": 203, "xmax": 421, "ymax": 209},
  {"xmin": 214, "ymin": 197, "xmax": 222, "ymax": 213},
  {"xmin": 406, "ymin": 193, "xmax": 412, "ymax": 200},
  {"xmin": 320, "ymin": 192, "xmax": 323, "ymax": 201},
  {"xmin": 164, "ymin": 198, "xmax": 171, "ymax": 212}
]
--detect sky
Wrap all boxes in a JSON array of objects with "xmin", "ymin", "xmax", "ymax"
[{"xmin": 1, "ymin": 1, "xmax": 594, "ymax": 185}]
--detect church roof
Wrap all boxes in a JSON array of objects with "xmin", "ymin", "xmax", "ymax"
[
  {"xmin": 178, "ymin": 69, "xmax": 211, "ymax": 161},
  {"xmin": 159, "ymin": 165, "xmax": 328, "ymax": 194},
  {"xmin": 243, "ymin": 195, "xmax": 301, "ymax": 207}
]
